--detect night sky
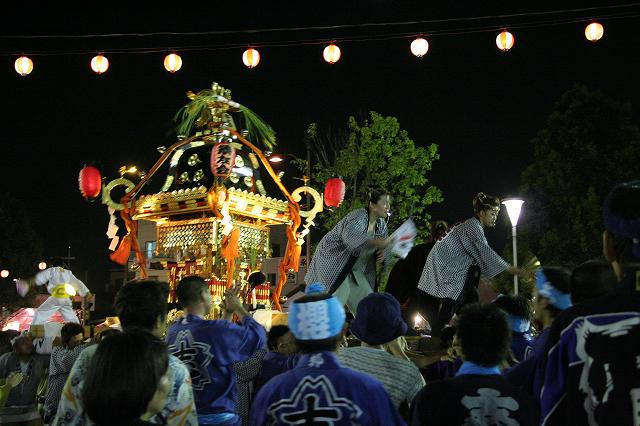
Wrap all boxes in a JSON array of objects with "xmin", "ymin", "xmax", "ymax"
[{"xmin": 2, "ymin": 2, "xmax": 640, "ymax": 288}]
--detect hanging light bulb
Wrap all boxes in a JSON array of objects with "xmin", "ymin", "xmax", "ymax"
[
  {"xmin": 14, "ymin": 56, "xmax": 34, "ymax": 76},
  {"xmin": 496, "ymin": 30, "xmax": 515, "ymax": 51},
  {"xmin": 323, "ymin": 43, "xmax": 341, "ymax": 64},
  {"xmin": 585, "ymin": 22, "xmax": 604, "ymax": 42},
  {"xmin": 410, "ymin": 37, "xmax": 430, "ymax": 57},
  {"xmin": 164, "ymin": 53, "xmax": 182, "ymax": 72},
  {"xmin": 242, "ymin": 48, "xmax": 261, "ymax": 68},
  {"xmin": 90, "ymin": 54, "xmax": 109, "ymax": 74}
]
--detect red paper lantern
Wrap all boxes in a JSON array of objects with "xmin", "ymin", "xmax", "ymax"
[
  {"xmin": 210, "ymin": 142, "xmax": 237, "ymax": 178},
  {"xmin": 324, "ymin": 176, "xmax": 345, "ymax": 207},
  {"xmin": 79, "ymin": 165, "xmax": 102, "ymax": 200}
]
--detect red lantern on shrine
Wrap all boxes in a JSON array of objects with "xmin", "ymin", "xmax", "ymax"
[
  {"xmin": 324, "ymin": 176, "xmax": 345, "ymax": 207},
  {"xmin": 210, "ymin": 142, "xmax": 237, "ymax": 178},
  {"xmin": 79, "ymin": 165, "xmax": 102, "ymax": 200}
]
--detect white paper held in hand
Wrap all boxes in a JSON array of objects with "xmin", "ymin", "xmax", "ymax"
[{"xmin": 390, "ymin": 218, "xmax": 417, "ymax": 259}]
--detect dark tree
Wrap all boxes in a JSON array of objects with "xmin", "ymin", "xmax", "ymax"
[
  {"xmin": 0, "ymin": 194, "xmax": 43, "ymax": 309},
  {"xmin": 520, "ymin": 84, "xmax": 640, "ymax": 266}
]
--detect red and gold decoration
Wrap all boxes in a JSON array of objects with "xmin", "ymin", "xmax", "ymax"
[
  {"xmin": 14, "ymin": 56, "xmax": 33, "ymax": 76},
  {"xmin": 90, "ymin": 54, "xmax": 109, "ymax": 74},
  {"xmin": 83, "ymin": 82, "xmax": 320, "ymax": 311},
  {"xmin": 496, "ymin": 30, "xmax": 515, "ymax": 51},
  {"xmin": 324, "ymin": 176, "xmax": 346, "ymax": 207},
  {"xmin": 211, "ymin": 142, "xmax": 237, "ymax": 178},
  {"xmin": 78, "ymin": 165, "xmax": 102, "ymax": 200}
]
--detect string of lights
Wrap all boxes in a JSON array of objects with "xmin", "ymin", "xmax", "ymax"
[{"xmin": 4, "ymin": 3, "xmax": 639, "ymax": 76}]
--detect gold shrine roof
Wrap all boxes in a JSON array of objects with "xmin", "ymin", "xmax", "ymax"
[{"xmin": 132, "ymin": 186, "xmax": 291, "ymax": 224}]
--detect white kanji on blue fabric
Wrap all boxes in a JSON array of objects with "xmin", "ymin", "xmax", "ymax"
[{"xmin": 289, "ymin": 283, "xmax": 345, "ymax": 341}]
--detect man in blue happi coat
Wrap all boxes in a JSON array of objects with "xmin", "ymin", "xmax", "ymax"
[
  {"xmin": 167, "ymin": 276, "xmax": 266, "ymax": 426},
  {"xmin": 250, "ymin": 283, "xmax": 405, "ymax": 425}
]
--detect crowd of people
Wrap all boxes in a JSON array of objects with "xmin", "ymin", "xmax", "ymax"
[{"xmin": 0, "ymin": 179, "xmax": 637, "ymax": 425}]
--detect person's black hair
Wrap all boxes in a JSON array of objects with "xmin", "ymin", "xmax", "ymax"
[
  {"xmin": 491, "ymin": 294, "xmax": 533, "ymax": 321},
  {"xmin": 363, "ymin": 186, "xmax": 390, "ymax": 207},
  {"xmin": 605, "ymin": 181, "xmax": 640, "ymax": 263},
  {"xmin": 457, "ymin": 303, "xmax": 511, "ymax": 367},
  {"xmin": 176, "ymin": 275, "xmax": 208, "ymax": 307},
  {"xmin": 83, "ymin": 330, "xmax": 168, "ymax": 426},
  {"xmin": 267, "ymin": 325, "xmax": 291, "ymax": 351},
  {"xmin": 97, "ymin": 328, "xmax": 122, "ymax": 341},
  {"xmin": 248, "ymin": 271, "xmax": 267, "ymax": 289},
  {"xmin": 571, "ymin": 260, "xmax": 618, "ymax": 304},
  {"xmin": 430, "ymin": 220, "xmax": 449, "ymax": 241},
  {"xmin": 473, "ymin": 192, "xmax": 501, "ymax": 215},
  {"xmin": 0, "ymin": 330, "xmax": 20, "ymax": 356},
  {"xmin": 537, "ymin": 266, "xmax": 571, "ymax": 318},
  {"xmin": 440, "ymin": 325, "xmax": 457, "ymax": 349},
  {"xmin": 51, "ymin": 257, "xmax": 64, "ymax": 267},
  {"xmin": 60, "ymin": 322, "xmax": 84, "ymax": 347},
  {"xmin": 114, "ymin": 280, "xmax": 169, "ymax": 331}
]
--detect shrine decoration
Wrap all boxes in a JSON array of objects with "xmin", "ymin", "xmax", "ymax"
[
  {"xmin": 87, "ymin": 82, "xmax": 324, "ymax": 311},
  {"xmin": 211, "ymin": 141, "xmax": 236, "ymax": 178}
]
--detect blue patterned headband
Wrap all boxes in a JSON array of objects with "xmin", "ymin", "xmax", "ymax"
[
  {"xmin": 289, "ymin": 283, "xmax": 345, "ymax": 341},
  {"xmin": 535, "ymin": 270, "xmax": 572, "ymax": 310},
  {"xmin": 603, "ymin": 180, "xmax": 640, "ymax": 259}
]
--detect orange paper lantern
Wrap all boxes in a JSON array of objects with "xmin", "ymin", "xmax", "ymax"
[
  {"xmin": 79, "ymin": 165, "xmax": 102, "ymax": 200},
  {"xmin": 585, "ymin": 22, "xmax": 604, "ymax": 42},
  {"xmin": 164, "ymin": 53, "xmax": 182, "ymax": 72},
  {"xmin": 496, "ymin": 30, "xmax": 515, "ymax": 51},
  {"xmin": 324, "ymin": 176, "xmax": 346, "ymax": 207},
  {"xmin": 410, "ymin": 38, "xmax": 430, "ymax": 57},
  {"xmin": 323, "ymin": 43, "xmax": 341, "ymax": 64},
  {"xmin": 91, "ymin": 55, "xmax": 109, "ymax": 74},
  {"xmin": 242, "ymin": 48, "xmax": 261, "ymax": 68},
  {"xmin": 14, "ymin": 56, "xmax": 34, "ymax": 76}
]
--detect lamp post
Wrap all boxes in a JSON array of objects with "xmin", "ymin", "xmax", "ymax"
[{"xmin": 502, "ymin": 199, "xmax": 524, "ymax": 295}]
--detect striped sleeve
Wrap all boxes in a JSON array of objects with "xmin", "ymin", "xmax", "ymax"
[
  {"xmin": 341, "ymin": 209, "xmax": 371, "ymax": 252},
  {"xmin": 462, "ymin": 223, "xmax": 510, "ymax": 278}
]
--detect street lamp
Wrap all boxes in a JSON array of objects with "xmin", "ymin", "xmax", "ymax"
[
  {"xmin": 1, "ymin": 270, "xmax": 9, "ymax": 278},
  {"xmin": 38, "ymin": 262, "xmax": 47, "ymax": 270},
  {"xmin": 502, "ymin": 198, "xmax": 524, "ymax": 295}
]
